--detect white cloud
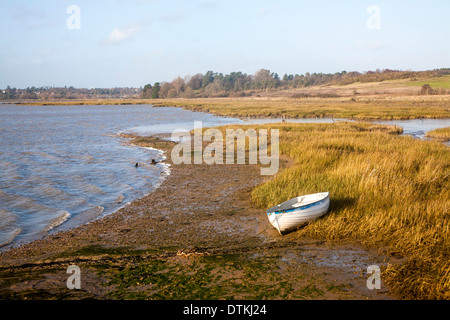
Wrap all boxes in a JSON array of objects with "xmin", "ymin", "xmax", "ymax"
[{"xmin": 106, "ymin": 26, "xmax": 141, "ymax": 45}]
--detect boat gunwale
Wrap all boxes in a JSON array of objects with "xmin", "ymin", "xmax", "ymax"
[{"xmin": 266, "ymin": 192, "xmax": 329, "ymax": 215}]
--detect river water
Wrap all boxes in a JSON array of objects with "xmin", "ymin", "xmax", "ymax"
[
  {"xmin": 0, "ymin": 104, "xmax": 448, "ymax": 250},
  {"xmin": 0, "ymin": 104, "xmax": 239, "ymax": 249}
]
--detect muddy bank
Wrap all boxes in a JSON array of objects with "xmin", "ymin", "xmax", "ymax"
[{"xmin": 0, "ymin": 136, "xmax": 399, "ymax": 300}]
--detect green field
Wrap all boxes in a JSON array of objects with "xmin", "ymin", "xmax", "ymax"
[{"xmin": 405, "ymin": 75, "xmax": 450, "ymax": 89}]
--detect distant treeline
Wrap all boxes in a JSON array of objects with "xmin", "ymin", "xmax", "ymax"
[
  {"xmin": 142, "ymin": 68, "xmax": 450, "ymax": 98},
  {"xmin": 2, "ymin": 68, "xmax": 449, "ymax": 100},
  {"xmin": 0, "ymin": 86, "xmax": 141, "ymax": 100}
]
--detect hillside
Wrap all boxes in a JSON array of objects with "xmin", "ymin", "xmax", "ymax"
[{"xmin": 3, "ymin": 69, "xmax": 450, "ymax": 101}]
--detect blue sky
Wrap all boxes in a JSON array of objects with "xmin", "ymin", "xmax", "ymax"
[{"xmin": 0, "ymin": 0, "xmax": 449, "ymax": 88}]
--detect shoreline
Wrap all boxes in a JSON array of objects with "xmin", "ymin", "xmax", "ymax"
[
  {"xmin": 0, "ymin": 134, "xmax": 399, "ymax": 300},
  {"xmin": 0, "ymin": 133, "xmax": 171, "ymax": 252},
  {"xmin": 4, "ymin": 98, "xmax": 450, "ymax": 121},
  {"xmin": 0, "ymin": 135, "xmax": 176, "ymax": 259}
]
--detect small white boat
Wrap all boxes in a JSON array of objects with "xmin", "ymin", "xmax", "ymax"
[{"xmin": 266, "ymin": 192, "xmax": 330, "ymax": 235}]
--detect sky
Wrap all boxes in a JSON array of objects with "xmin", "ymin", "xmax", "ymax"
[{"xmin": 0, "ymin": 0, "xmax": 449, "ymax": 88}]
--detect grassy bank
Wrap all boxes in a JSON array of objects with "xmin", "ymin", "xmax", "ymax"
[
  {"xmin": 425, "ymin": 127, "xmax": 450, "ymax": 141},
  {"xmin": 12, "ymin": 95, "xmax": 450, "ymax": 120},
  {"xmin": 151, "ymin": 96, "xmax": 450, "ymax": 120},
  {"xmin": 220, "ymin": 122, "xmax": 448, "ymax": 299}
]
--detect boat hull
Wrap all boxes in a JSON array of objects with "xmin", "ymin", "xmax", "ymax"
[{"xmin": 267, "ymin": 193, "xmax": 330, "ymax": 235}]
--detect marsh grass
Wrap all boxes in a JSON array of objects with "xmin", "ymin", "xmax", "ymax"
[
  {"xmin": 163, "ymin": 120, "xmax": 449, "ymax": 298},
  {"xmin": 425, "ymin": 127, "xmax": 450, "ymax": 141},
  {"xmin": 151, "ymin": 96, "xmax": 450, "ymax": 120},
  {"xmin": 16, "ymin": 96, "xmax": 450, "ymax": 120},
  {"xmin": 230, "ymin": 122, "xmax": 449, "ymax": 299}
]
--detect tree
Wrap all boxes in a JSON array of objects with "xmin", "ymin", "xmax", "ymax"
[
  {"xmin": 182, "ymin": 86, "xmax": 195, "ymax": 98},
  {"xmin": 152, "ymin": 82, "xmax": 160, "ymax": 98},
  {"xmin": 167, "ymin": 88, "xmax": 177, "ymax": 98},
  {"xmin": 141, "ymin": 84, "xmax": 152, "ymax": 98},
  {"xmin": 420, "ymin": 84, "xmax": 435, "ymax": 95},
  {"xmin": 271, "ymin": 72, "xmax": 280, "ymax": 88},
  {"xmin": 172, "ymin": 76, "xmax": 185, "ymax": 96},
  {"xmin": 204, "ymin": 80, "xmax": 223, "ymax": 97},
  {"xmin": 202, "ymin": 71, "xmax": 215, "ymax": 88},
  {"xmin": 188, "ymin": 73, "xmax": 203, "ymax": 91},
  {"xmin": 254, "ymin": 69, "xmax": 273, "ymax": 90},
  {"xmin": 158, "ymin": 82, "xmax": 173, "ymax": 98}
]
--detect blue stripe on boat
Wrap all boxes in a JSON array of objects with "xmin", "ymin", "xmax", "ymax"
[{"xmin": 267, "ymin": 199, "xmax": 326, "ymax": 215}]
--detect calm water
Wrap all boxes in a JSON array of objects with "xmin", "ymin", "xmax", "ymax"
[
  {"xmin": 0, "ymin": 104, "xmax": 448, "ymax": 250},
  {"xmin": 371, "ymin": 118, "xmax": 450, "ymax": 142},
  {"xmin": 242, "ymin": 117, "xmax": 450, "ymax": 146}
]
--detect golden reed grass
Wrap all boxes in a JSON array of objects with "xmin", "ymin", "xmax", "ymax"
[
  {"xmin": 426, "ymin": 127, "xmax": 450, "ymax": 141},
  {"xmin": 18, "ymin": 96, "xmax": 450, "ymax": 120},
  {"xmin": 231, "ymin": 122, "xmax": 449, "ymax": 299},
  {"xmin": 150, "ymin": 96, "xmax": 450, "ymax": 120}
]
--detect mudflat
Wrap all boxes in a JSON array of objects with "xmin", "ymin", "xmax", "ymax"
[{"xmin": 0, "ymin": 135, "xmax": 398, "ymax": 300}]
